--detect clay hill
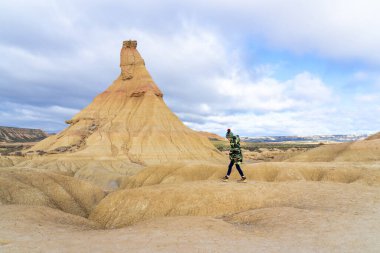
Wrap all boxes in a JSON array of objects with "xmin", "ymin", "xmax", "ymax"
[
  {"xmin": 287, "ymin": 131, "xmax": 380, "ymax": 162},
  {"xmin": 366, "ymin": 131, "xmax": 380, "ymax": 141},
  {"xmin": 27, "ymin": 41, "xmax": 224, "ymax": 165},
  {"xmin": 0, "ymin": 126, "xmax": 48, "ymax": 143}
]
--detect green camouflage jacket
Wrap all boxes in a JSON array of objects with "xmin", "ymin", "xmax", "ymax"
[{"xmin": 229, "ymin": 136, "xmax": 243, "ymax": 163}]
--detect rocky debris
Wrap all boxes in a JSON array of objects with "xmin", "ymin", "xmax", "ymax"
[
  {"xmin": 54, "ymin": 146, "xmax": 71, "ymax": 153},
  {"xmin": 130, "ymin": 83, "xmax": 163, "ymax": 97},
  {"xmin": 0, "ymin": 142, "xmax": 38, "ymax": 156}
]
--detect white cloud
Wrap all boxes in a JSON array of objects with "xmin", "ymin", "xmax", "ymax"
[
  {"xmin": 186, "ymin": 104, "xmax": 378, "ymax": 137},
  {"xmin": 199, "ymin": 104, "xmax": 211, "ymax": 114},
  {"xmin": 2, "ymin": 0, "xmax": 380, "ymax": 65},
  {"xmin": 0, "ymin": 102, "xmax": 79, "ymax": 132},
  {"xmin": 193, "ymin": 0, "xmax": 380, "ymax": 64},
  {"xmin": 127, "ymin": 24, "xmax": 334, "ymax": 115},
  {"xmin": 0, "ymin": 45, "xmax": 57, "ymax": 81},
  {"xmin": 1, "ymin": 0, "xmax": 379, "ymax": 136},
  {"xmin": 286, "ymin": 72, "xmax": 333, "ymax": 102},
  {"xmin": 213, "ymin": 71, "xmax": 332, "ymax": 112}
]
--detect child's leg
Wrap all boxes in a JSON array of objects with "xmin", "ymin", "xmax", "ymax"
[
  {"xmin": 227, "ymin": 160, "xmax": 234, "ymax": 176},
  {"xmin": 235, "ymin": 164, "xmax": 245, "ymax": 177}
]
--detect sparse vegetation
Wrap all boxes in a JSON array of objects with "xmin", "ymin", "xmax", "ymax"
[
  {"xmin": 211, "ymin": 140, "xmax": 321, "ymax": 152},
  {"xmin": 210, "ymin": 140, "xmax": 322, "ymax": 162}
]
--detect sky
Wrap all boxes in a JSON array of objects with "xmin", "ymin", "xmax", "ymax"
[{"xmin": 0, "ymin": 0, "xmax": 379, "ymax": 136}]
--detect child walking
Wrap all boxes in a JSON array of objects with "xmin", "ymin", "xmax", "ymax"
[{"xmin": 222, "ymin": 129, "xmax": 247, "ymax": 183}]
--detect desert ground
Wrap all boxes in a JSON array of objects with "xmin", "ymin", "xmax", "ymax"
[{"xmin": 1, "ymin": 153, "xmax": 380, "ymax": 252}]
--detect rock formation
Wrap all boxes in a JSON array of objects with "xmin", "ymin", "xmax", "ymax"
[{"xmin": 28, "ymin": 40, "xmax": 224, "ymax": 165}]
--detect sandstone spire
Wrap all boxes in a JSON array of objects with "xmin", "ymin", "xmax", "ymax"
[{"xmin": 29, "ymin": 40, "xmax": 225, "ymax": 165}]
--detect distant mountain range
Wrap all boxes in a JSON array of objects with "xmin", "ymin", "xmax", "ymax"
[
  {"xmin": 0, "ymin": 126, "xmax": 48, "ymax": 143},
  {"xmin": 0, "ymin": 125, "xmax": 371, "ymax": 144},
  {"xmin": 240, "ymin": 134, "xmax": 370, "ymax": 143}
]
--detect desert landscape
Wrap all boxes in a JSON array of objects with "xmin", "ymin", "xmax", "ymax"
[{"xmin": 0, "ymin": 40, "xmax": 379, "ymax": 253}]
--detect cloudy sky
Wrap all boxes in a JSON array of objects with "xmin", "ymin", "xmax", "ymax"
[{"xmin": 1, "ymin": 0, "xmax": 379, "ymax": 136}]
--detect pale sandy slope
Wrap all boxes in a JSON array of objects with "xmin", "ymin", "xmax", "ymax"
[
  {"xmin": 287, "ymin": 138, "xmax": 380, "ymax": 162},
  {"xmin": 1, "ymin": 180, "xmax": 380, "ymax": 253}
]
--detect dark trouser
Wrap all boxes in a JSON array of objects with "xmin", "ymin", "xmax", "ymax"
[{"xmin": 227, "ymin": 160, "xmax": 245, "ymax": 177}]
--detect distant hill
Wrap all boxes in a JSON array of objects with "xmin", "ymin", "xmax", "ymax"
[{"xmin": 0, "ymin": 126, "xmax": 48, "ymax": 143}]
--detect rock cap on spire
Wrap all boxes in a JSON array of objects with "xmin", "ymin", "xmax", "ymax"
[{"xmin": 123, "ymin": 40, "xmax": 137, "ymax": 49}]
